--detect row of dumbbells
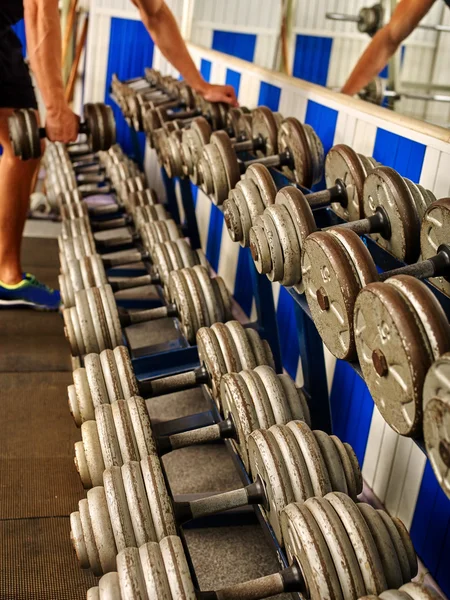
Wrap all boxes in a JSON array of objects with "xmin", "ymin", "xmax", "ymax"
[
  {"xmin": 118, "ymin": 71, "xmax": 450, "ymax": 499},
  {"xmin": 50, "ymin": 137, "xmax": 443, "ymax": 600}
]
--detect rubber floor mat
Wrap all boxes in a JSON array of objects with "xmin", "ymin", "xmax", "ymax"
[
  {"xmin": 0, "ymin": 517, "xmax": 98, "ymax": 599},
  {"xmin": 21, "ymin": 237, "xmax": 60, "ymax": 269},
  {"xmin": 0, "ymin": 333, "xmax": 71, "ymax": 372},
  {"xmin": 0, "ymin": 310, "xmax": 65, "ymax": 338}
]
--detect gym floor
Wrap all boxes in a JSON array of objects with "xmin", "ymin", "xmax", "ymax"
[{"xmin": 0, "ymin": 220, "xmax": 289, "ymax": 599}]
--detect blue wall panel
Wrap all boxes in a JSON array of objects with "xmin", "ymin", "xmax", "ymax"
[
  {"xmin": 206, "ymin": 204, "xmax": 224, "ymax": 272},
  {"xmin": 212, "ymin": 30, "xmax": 256, "ymax": 62},
  {"xmin": 233, "ymin": 248, "xmax": 254, "ymax": 318},
  {"xmin": 292, "ymin": 35, "xmax": 333, "ymax": 86},
  {"xmin": 104, "ymin": 17, "xmax": 154, "ymax": 158},
  {"xmin": 200, "ymin": 59, "xmax": 212, "ymax": 83},
  {"xmin": 225, "ymin": 68, "xmax": 241, "ymax": 96},
  {"xmin": 12, "ymin": 19, "xmax": 26, "ymax": 56},
  {"xmin": 258, "ymin": 82, "xmax": 281, "ymax": 112},
  {"xmin": 373, "ymin": 129, "xmax": 426, "ymax": 183},
  {"xmin": 304, "ymin": 100, "xmax": 338, "ymax": 189},
  {"xmin": 276, "ymin": 288, "xmax": 300, "ymax": 379}
]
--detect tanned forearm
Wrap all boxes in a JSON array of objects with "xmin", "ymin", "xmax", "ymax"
[
  {"xmin": 341, "ymin": 28, "xmax": 399, "ymax": 95},
  {"xmin": 23, "ymin": 0, "xmax": 66, "ymax": 111},
  {"xmin": 136, "ymin": 2, "xmax": 207, "ymax": 93}
]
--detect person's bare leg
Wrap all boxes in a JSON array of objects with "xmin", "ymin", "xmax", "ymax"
[{"xmin": 0, "ymin": 108, "xmax": 40, "ymax": 284}]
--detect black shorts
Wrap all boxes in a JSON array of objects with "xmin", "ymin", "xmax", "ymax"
[{"xmin": 0, "ymin": 27, "xmax": 37, "ymax": 109}]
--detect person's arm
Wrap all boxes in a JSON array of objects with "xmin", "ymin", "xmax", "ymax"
[
  {"xmin": 341, "ymin": 0, "xmax": 436, "ymax": 96},
  {"xmin": 23, "ymin": 0, "xmax": 79, "ymax": 141},
  {"xmin": 132, "ymin": 0, "xmax": 238, "ymax": 105}
]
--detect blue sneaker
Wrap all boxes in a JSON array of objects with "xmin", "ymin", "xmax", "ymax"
[{"xmin": 0, "ymin": 273, "xmax": 61, "ymax": 310}]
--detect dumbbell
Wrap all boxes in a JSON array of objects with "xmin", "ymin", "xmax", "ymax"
[
  {"xmin": 74, "ymin": 362, "xmax": 310, "ymax": 487},
  {"xmin": 250, "ymin": 166, "xmax": 434, "ymax": 290},
  {"xmin": 199, "ymin": 113, "xmax": 324, "ymax": 205},
  {"xmin": 63, "ymin": 265, "xmax": 232, "ymax": 355},
  {"xmin": 86, "ymin": 490, "xmax": 417, "ymax": 597},
  {"xmin": 158, "ymin": 107, "xmax": 251, "ymax": 180},
  {"xmin": 223, "ymin": 161, "xmax": 348, "ymax": 250},
  {"xmin": 59, "ymin": 237, "xmax": 208, "ymax": 308},
  {"xmin": 302, "ymin": 196, "xmax": 450, "ymax": 363},
  {"xmin": 71, "ymin": 420, "xmax": 362, "ymax": 575},
  {"xmin": 74, "ymin": 362, "xmax": 306, "ymax": 481},
  {"xmin": 68, "ymin": 321, "xmax": 274, "ymax": 425},
  {"xmin": 8, "ymin": 103, "xmax": 116, "ymax": 160},
  {"xmin": 423, "ymin": 353, "xmax": 450, "ymax": 499}
]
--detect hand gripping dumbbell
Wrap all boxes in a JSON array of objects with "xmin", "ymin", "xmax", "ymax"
[
  {"xmin": 86, "ymin": 490, "xmax": 417, "ymax": 598},
  {"xmin": 59, "ymin": 235, "xmax": 203, "ymax": 308},
  {"xmin": 302, "ymin": 196, "xmax": 450, "ymax": 363},
  {"xmin": 68, "ymin": 321, "xmax": 274, "ymax": 425},
  {"xmin": 223, "ymin": 158, "xmax": 353, "ymax": 250},
  {"xmin": 250, "ymin": 166, "xmax": 434, "ymax": 291},
  {"xmin": 73, "ymin": 362, "xmax": 310, "ymax": 487},
  {"xmin": 63, "ymin": 265, "xmax": 232, "ymax": 355},
  {"xmin": 199, "ymin": 112, "xmax": 324, "ymax": 205},
  {"xmin": 70, "ymin": 418, "xmax": 363, "ymax": 576},
  {"xmin": 423, "ymin": 353, "xmax": 450, "ymax": 499},
  {"xmin": 8, "ymin": 103, "xmax": 116, "ymax": 160}
]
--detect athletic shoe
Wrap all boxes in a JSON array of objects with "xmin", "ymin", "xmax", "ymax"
[{"xmin": 0, "ymin": 273, "xmax": 61, "ymax": 310}]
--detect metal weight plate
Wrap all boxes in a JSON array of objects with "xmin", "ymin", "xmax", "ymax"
[
  {"xmin": 325, "ymin": 145, "xmax": 368, "ymax": 222},
  {"xmin": 138, "ymin": 542, "xmax": 172, "ymax": 599},
  {"xmin": 303, "ymin": 125, "xmax": 324, "ymax": 187},
  {"xmin": 357, "ymin": 503, "xmax": 404, "ymax": 590},
  {"xmin": 328, "ymin": 229, "xmax": 378, "ymax": 290},
  {"xmin": 329, "ymin": 493, "xmax": 387, "ymax": 595},
  {"xmin": 277, "ymin": 118, "xmax": 312, "ymax": 186},
  {"xmin": 287, "ymin": 420, "xmax": 332, "ymax": 497},
  {"xmin": 140, "ymin": 456, "xmax": 177, "ymax": 541},
  {"xmin": 98, "ymin": 572, "xmax": 121, "ymax": 599},
  {"xmin": 176, "ymin": 239, "xmax": 198, "ymax": 269},
  {"xmin": 247, "ymin": 429, "xmax": 295, "ymax": 543},
  {"xmin": 251, "ymin": 106, "xmax": 279, "ymax": 156},
  {"xmin": 254, "ymin": 366, "xmax": 292, "ymax": 425},
  {"xmin": 75, "ymin": 289, "xmax": 99, "ymax": 354},
  {"xmin": 74, "ymin": 440, "xmax": 92, "ymax": 489},
  {"xmin": 362, "ymin": 167, "xmax": 420, "ymax": 263},
  {"xmin": 181, "ymin": 267, "xmax": 211, "ymax": 329},
  {"xmin": 211, "ymin": 275, "xmax": 232, "ymax": 321},
  {"xmin": 385, "ymin": 276, "xmax": 450, "ymax": 361},
  {"xmin": 376, "ymin": 510, "xmax": 413, "ymax": 584},
  {"xmin": 73, "ymin": 367, "xmax": 96, "ymax": 422},
  {"xmin": 245, "ymin": 327, "xmax": 275, "ymax": 371},
  {"xmin": 278, "ymin": 374, "xmax": 311, "ymax": 425},
  {"xmin": 276, "ymin": 186, "xmax": 317, "ymax": 293},
  {"xmin": 196, "ymin": 326, "xmax": 228, "ymax": 402},
  {"xmin": 305, "ymin": 496, "xmax": 367, "ymax": 599},
  {"xmin": 168, "ymin": 270, "xmax": 198, "ymax": 343},
  {"xmin": 160, "ymin": 536, "xmax": 196, "ymax": 600},
  {"xmin": 219, "ymin": 372, "xmax": 259, "ymax": 469},
  {"xmin": 226, "ymin": 107, "xmax": 246, "ymax": 138},
  {"xmin": 330, "ymin": 437, "xmax": 362, "ymax": 501},
  {"xmin": 354, "ymin": 283, "xmax": 431, "ymax": 436},
  {"xmin": 83, "ymin": 353, "xmax": 110, "ymax": 409},
  {"xmin": 313, "ymin": 430, "xmax": 348, "ymax": 496},
  {"xmin": 116, "ymin": 547, "xmax": 149, "ymax": 599},
  {"xmin": 103, "ymin": 466, "xmax": 137, "ymax": 553},
  {"xmin": 77, "ymin": 500, "xmax": 102, "ymax": 575},
  {"xmin": 95, "ymin": 404, "xmax": 123, "ymax": 469},
  {"xmin": 210, "ymin": 131, "xmax": 241, "ymax": 204},
  {"xmin": 68, "ymin": 383, "xmax": 82, "ymax": 426},
  {"xmin": 63, "ymin": 307, "xmax": 81, "ymax": 356},
  {"xmin": 81, "ymin": 420, "xmax": 105, "ymax": 487},
  {"xmin": 247, "ymin": 163, "xmax": 277, "ymax": 207},
  {"xmin": 391, "ymin": 517, "xmax": 417, "ymax": 579},
  {"xmin": 249, "ymin": 217, "xmax": 273, "ymax": 275},
  {"xmin": 111, "ymin": 400, "xmax": 140, "ymax": 464},
  {"xmin": 87, "ymin": 486, "xmax": 118, "ymax": 574},
  {"xmin": 258, "ymin": 211, "xmax": 285, "ymax": 282},
  {"xmin": 127, "ymin": 396, "xmax": 158, "ymax": 459},
  {"xmin": 225, "ymin": 321, "xmax": 257, "ymax": 371},
  {"xmin": 239, "ymin": 370, "xmax": 276, "ymax": 429},
  {"xmin": 404, "ymin": 179, "xmax": 436, "ymax": 222},
  {"xmin": 266, "ymin": 204, "xmax": 302, "ymax": 286},
  {"xmin": 421, "ymin": 198, "xmax": 450, "ymax": 297},
  {"xmin": 400, "ymin": 583, "xmax": 443, "ymax": 600},
  {"xmin": 86, "ymin": 287, "xmax": 112, "ymax": 353},
  {"xmin": 98, "ymin": 350, "xmax": 123, "ymax": 404},
  {"xmin": 280, "ymin": 501, "xmax": 343, "ymax": 600},
  {"xmin": 210, "ymin": 322, "xmax": 242, "ymax": 374},
  {"xmin": 269, "ymin": 424, "xmax": 315, "ymax": 503},
  {"xmin": 121, "ymin": 461, "xmax": 157, "ymax": 546},
  {"xmin": 224, "ymin": 183, "xmax": 257, "ymax": 247},
  {"xmin": 302, "ymin": 231, "xmax": 362, "ymax": 360},
  {"xmin": 70, "ymin": 512, "xmax": 90, "ymax": 569},
  {"xmin": 114, "ymin": 346, "xmax": 140, "ymax": 399},
  {"xmin": 100, "ymin": 285, "xmax": 123, "ymax": 347}
]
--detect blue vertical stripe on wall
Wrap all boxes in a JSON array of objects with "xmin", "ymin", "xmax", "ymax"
[
  {"xmin": 225, "ymin": 69, "xmax": 241, "ymax": 97},
  {"xmin": 11, "ymin": 19, "xmax": 26, "ymax": 56},
  {"xmin": 292, "ymin": 35, "xmax": 333, "ymax": 86},
  {"xmin": 329, "ymin": 362, "xmax": 373, "ymax": 465},
  {"xmin": 233, "ymin": 248, "xmax": 254, "ymax": 317},
  {"xmin": 212, "ymin": 31, "xmax": 256, "ymax": 62},
  {"xmin": 104, "ymin": 17, "xmax": 154, "ymax": 158},
  {"xmin": 258, "ymin": 82, "xmax": 281, "ymax": 112},
  {"xmin": 206, "ymin": 204, "xmax": 224, "ymax": 272},
  {"xmin": 200, "ymin": 59, "xmax": 212, "ymax": 83},
  {"xmin": 276, "ymin": 288, "xmax": 300, "ymax": 379},
  {"xmin": 373, "ymin": 129, "xmax": 426, "ymax": 183},
  {"xmin": 190, "ymin": 183, "xmax": 198, "ymax": 208}
]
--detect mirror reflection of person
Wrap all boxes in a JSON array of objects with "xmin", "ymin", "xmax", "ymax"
[
  {"xmin": 0, "ymin": 0, "xmax": 237, "ymax": 310},
  {"xmin": 342, "ymin": 0, "xmax": 449, "ymax": 96}
]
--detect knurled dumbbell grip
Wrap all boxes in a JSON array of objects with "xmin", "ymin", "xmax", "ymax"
[
  {"xmin": 379, "ymin": 244, "xmax": 450, "ymax": 282},
  {"xmin": 102, "ymin": 248, "xmax": 143, "ymax": 267},
  {"xmin": 111, "ymin": 273, "xmax": 157, "ymax": 291},
  {"xmin": 160, "ymin": 416, "xmax": 235, "ymax": 454}
]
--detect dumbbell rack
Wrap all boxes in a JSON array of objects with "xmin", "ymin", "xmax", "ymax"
[{"xmin": 113, "ymin": 105, "xmax": 450, "ymax": 596}]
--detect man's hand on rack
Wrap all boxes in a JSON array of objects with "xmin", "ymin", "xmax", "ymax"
[{"xmin": 197, "ymin": 82, "xmax": 239, "ymax": 106}]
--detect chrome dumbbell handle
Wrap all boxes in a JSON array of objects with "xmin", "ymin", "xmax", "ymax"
[{"xmin": 379, "ymin": 244, "xmax": 450, "ymax": 281}]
